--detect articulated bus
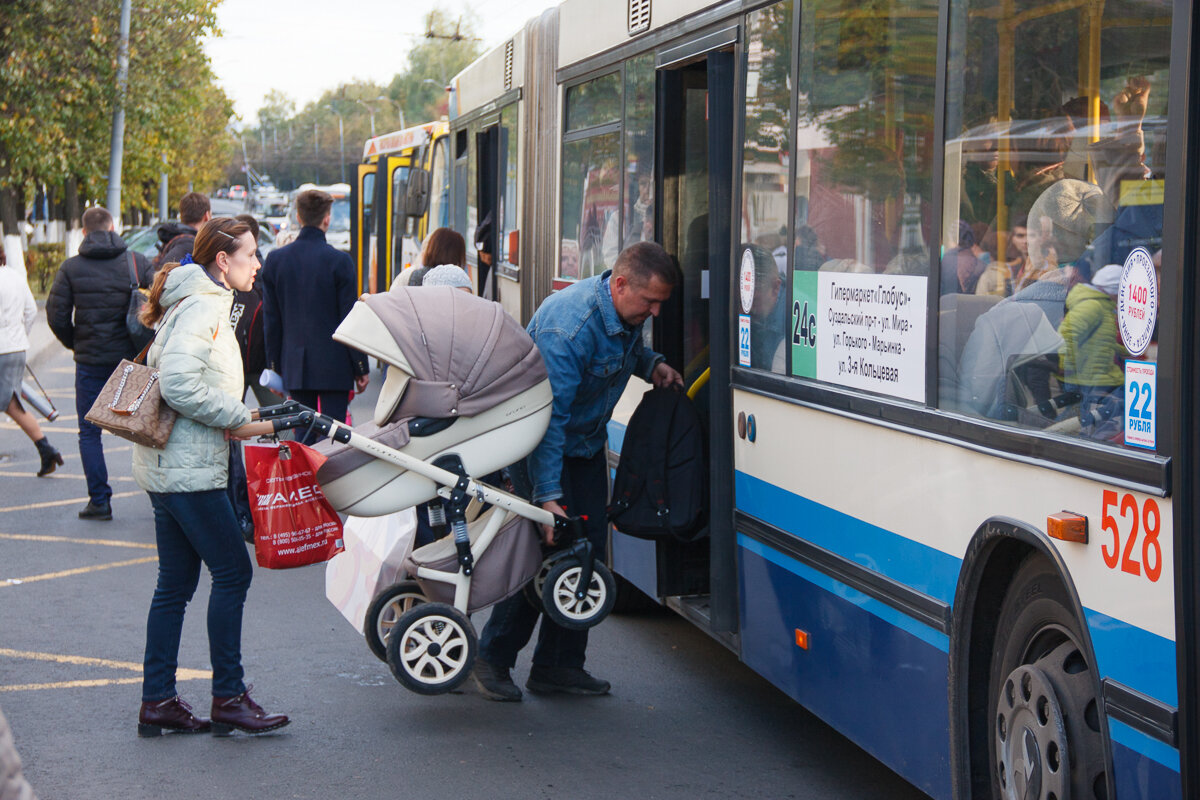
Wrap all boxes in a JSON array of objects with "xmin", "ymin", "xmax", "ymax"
[
  {"xmin": 439, "ymin": 0, "xmax": 1197, "ymax": 796},
  {"xmin": 351, "ymin": 121, "xmax": 451, "ymax": 295}
]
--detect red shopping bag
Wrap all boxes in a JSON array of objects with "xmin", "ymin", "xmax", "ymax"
[{"xmin": 245, "ymin": 442, "xmax": 344, "ymax": 569}]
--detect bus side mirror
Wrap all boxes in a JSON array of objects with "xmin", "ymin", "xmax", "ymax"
[{"xmin": 406, "ymin": 168, "xmax": 431, "ymax": 218}]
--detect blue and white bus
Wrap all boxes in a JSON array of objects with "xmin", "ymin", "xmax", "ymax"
[{"xmin": 443, "ymin": 0, "xmax": 1196, "ymax": 796}]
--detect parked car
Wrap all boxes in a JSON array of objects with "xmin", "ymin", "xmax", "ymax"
[{"xmin": 229, "ymin": 185, "xmax": 247, "ymax": 200}]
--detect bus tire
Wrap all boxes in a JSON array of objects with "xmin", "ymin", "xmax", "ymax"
[{"xmin": 988, "ymin": 556, "xmax": 1109, "ymax": 800}]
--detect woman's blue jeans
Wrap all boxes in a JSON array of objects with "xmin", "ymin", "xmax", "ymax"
[{"xmin": 142, "ymin": 489, "xmax": 252, "ymax": 702}]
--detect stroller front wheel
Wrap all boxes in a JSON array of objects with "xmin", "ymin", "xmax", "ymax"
[
  {"xmin": 364, "ymin": 580, "xmax": 427, "ymax": 662},
  {"xmin": 543, "ymin": 559, "xmax": 616, "ymax": 630},
  {"xmin": 386, "ymin": 603, "xmax": 477, "ymax": 694}
]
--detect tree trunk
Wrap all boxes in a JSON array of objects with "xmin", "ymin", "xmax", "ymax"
[
  {"xmin": 65, "ymin": 177, "xmax": 80, "ymax": 229},
  {"xmin": 0, "ymin": 185, "xmax": 19, "ymax": 237}
]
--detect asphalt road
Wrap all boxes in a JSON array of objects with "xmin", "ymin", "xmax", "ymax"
[{"xmin": 0, "ymin": 336, "xmax": 931, "ymax": 800}]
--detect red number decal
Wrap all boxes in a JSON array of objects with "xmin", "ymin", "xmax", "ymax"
[
  {"xmin": 1119, "ymin": 493, "xmax": 1142, "ymax": 576},
  {"xmin": 1143, "ymin": 499, "xmax": 1162, "ymax": 582},
  {"xmin": 1100, "ymin": 490, "xmax": 1120, "ymax": 569}
]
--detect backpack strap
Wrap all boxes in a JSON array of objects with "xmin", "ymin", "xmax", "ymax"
[{"xmin": 126, "ymin": 251, "xmax": 138, "ymax": 288}]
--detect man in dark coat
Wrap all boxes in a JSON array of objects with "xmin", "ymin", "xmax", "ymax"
[
  {"xmin": 260, "ymin": 189, "xmax": 369, "ymax": 444},
  {"xmin": 152, "ymin": 191, "xmax": 211, "ymax": 271},
  {"xmin": 46, "ymin": 206, "xmax": 153, "ymax": 520}
]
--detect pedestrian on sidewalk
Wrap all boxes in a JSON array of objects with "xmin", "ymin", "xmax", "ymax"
[
  {"xmin": 260, "ymin": 189, "xmax": 369, "ymax": 445},
  {"xmin": 472, "ymin": 242, "xmax": 682, "ymax": 702},
  {"xmin": 133, "ymin": 217, "xmax": 288, "ymax": 738},
  {"xmin": 46, "ymin": 206, "xmax": 152, "ymax": 519},
  {"xmin": 0, "ymin": 248, "xmax": 62, "ymax": 478}
]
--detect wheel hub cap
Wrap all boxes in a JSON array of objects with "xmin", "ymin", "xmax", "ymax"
[{"xmin": 996, "ymin": 664, "xmax": 1069, "ymax": 800}]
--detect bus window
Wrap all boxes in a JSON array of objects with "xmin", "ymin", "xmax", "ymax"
[
  {"xmin": 390, "ymin": 165, "xmax": 411, "ymax": 270},
  {"xmin": 561, "ymin": 71, "xmax": 623, "ymax": 280},
  {"xmin": 939, "ymin": 0, "xmax": 1171, "ymax": 449},
  {"xmin": 454, "ymin": 130, "xmax": 469, "ymax": 240},
  {"xmin": 561, "ymin": 133, "xmax": 620, "ymax": 279},
  {"xmin": 499, "ymin": 105, "xmax": 519, "ymax": 267},
  {"xmin": 429, "ymin": 137, "xmax": 450, "ymax": 232},
  {"xmin": 780, "ymin": 0, "xmax": 936, "ymax": 400},
  {"xmin": 623, "ymin": 53, "xmax": 655, "ymax": 248},
  {"xmin": 739, "ymin": 1, "xmax": 793, "ymax": 375}
]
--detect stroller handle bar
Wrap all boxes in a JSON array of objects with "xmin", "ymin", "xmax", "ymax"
[{"xmin": 259, "ymin": 402, "xmax": 557, "ymax": 529}]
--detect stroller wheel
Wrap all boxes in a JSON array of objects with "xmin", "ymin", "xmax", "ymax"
[
  {"xmin": 364, "ymin": 581, "xmax": 427, "ymax": 662},
  {"xmin": 522, "ymin": 557, "xmax": 556, "ymax": 607},
  {"xmin": 543, "ymin": 559, "xmax": 616, "ymax": 630},
  {"xmin": 386, "ymin": 603, "xmax": 477, "ymax": 694}
]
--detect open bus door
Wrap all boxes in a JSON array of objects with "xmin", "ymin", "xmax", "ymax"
[
  {"xmin": 352, "ymin": 163, "xmax": 377, "ymax": 295},
  {"xmin": 370, "ymin": 155, "xmax": 409, "ymax": 293},
  {"xmin": 610, "ymin": 46, "xmax": 737, "ymax": 642}
]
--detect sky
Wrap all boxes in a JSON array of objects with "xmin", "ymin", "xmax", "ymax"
[{"xmin": 204, "ymin": 0, "xmax": 559, "ymax": 127}]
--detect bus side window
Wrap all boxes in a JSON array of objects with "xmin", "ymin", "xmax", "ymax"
[
  {"xmin": 429, "ymin": 137, "xmax": 450, "ymax": 231},
  {"xmin": 939, "ymin": 0, "xmax": 1170, "ymax": 451}
]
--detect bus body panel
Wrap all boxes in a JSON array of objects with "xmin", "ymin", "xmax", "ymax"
[
  {"xmin": 732, "ymin": 389, "xmax": 1182, "ymax": 784},
  {"xmin": 557, "ymin": 0, "xmax": 724, "ymax": 70}
]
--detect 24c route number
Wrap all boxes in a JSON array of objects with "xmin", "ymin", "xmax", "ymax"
[{"xmin": 1101, "ymin": 491, "xmax": 1162, "ymax": 582}]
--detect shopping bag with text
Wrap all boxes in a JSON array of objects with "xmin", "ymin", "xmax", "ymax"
[{"xmin": 246, "ymin": 442, "xmax": 344, "ymax": 569}]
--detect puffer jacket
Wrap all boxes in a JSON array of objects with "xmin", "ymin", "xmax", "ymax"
[
  {"xmin": 1058, "ymin": 283, "xmax": 1125, "ymax": 388},
  {"xmin": 131, "ymin": 264, "xmax": 252, "ymax": 493},
  {"xmin": 45, "ymin": 230, "xmax": 152, "ymax": 366},
  {"xmin": 0, "ymin": 705, "xmax": 37, "ymax": 800}
]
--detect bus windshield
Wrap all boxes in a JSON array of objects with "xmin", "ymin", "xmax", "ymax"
[{"xmin": 329, "ymin": 198, "xmax": 351, "ymax": 232}]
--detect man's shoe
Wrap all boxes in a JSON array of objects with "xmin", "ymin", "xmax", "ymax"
[
  {"xmin": 472, "ymin": 659, "xmax": 522, "ymax": 702},
  {"xmin": 78, "ymin": 502, "xmax": 112, "ymax": 521},
  {"xmin": 138, "ymin": 696, "xmax": 211, "ymax": 737},
  {"xmin": 210, "ymin": 688, "xmax": 290, "ymax": 736},
  {"xmin": 526, "ymin": 666, "xmax": 611, "ymax": 696}
]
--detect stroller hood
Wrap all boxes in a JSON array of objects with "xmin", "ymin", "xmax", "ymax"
[{"xmin": 334, "ymin": 288, "xmax": 548, "ymax": 424}]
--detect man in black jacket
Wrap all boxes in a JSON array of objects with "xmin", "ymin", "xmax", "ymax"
[
  {"xmin": 261, "ymin": 189, "xmax": 369, "ymax": 444},
  {"xmin": 152, "ymin": 192, "xmax": 211, "ymax": 271},
  {"xmin": 46, "ymin": 206, "xmax": 152, "ymax": 520}
]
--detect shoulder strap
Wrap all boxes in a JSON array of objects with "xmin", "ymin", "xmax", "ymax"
[
  {"xmin": 126, "ymin": 251, "xmax": 138, "ymax": 288},
  {"xmin": 134, "ymin": 303, "xmax": 179, "ymax": 365}
]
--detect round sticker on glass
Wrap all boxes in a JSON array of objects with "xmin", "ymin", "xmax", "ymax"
[
  {"xmin": 1118, "ymin": 247, "xmax": 1158, "ymax": 356},
  {"xmin": 739, "ymin": 249, "xmax": 755, "ymax": 314}
]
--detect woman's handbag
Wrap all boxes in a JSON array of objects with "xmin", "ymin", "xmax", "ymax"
[
  {"xmin": 84, "ymin": 317, "xmax": 177, "ymax": 449},
  {"xmin": 125, "ymin": 252, "xmax": 155, "ymax": 351}
]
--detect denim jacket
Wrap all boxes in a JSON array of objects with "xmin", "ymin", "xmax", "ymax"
[{"xmin": 527, "ymin": 271, "xmax": 662, "ymax": 503}]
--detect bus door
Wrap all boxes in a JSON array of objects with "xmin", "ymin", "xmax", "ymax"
[
  {"xmin": 615, "ymin": 46, "xmax": 737, "ymax": 636},
  {"xmin": 475, "ymin": 123, "xmax": 500, "ymax": 300},
  {"xmin": 352, "ymin": 162, "xmax": 377, "ymax": 294},
  {"xmin": 371, "ymin": 155, "xmax": 408, "ymax": 293}
]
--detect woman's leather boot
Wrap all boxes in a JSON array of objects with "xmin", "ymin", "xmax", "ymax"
[
  {"xmin": 34, "ymin": 437, "xmax": 62, "ymax": 477},
  {"xmin": 210, "ymin": 688, "xmax": 290, "ymax": 736},
  {"xmin": 137, "ymin": 696, "xmax": 211, "ymax": 737}
]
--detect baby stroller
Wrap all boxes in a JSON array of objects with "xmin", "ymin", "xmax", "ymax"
[{"xmin": 258, "ymin": 288, "xmax": 615, "ymax": 694}]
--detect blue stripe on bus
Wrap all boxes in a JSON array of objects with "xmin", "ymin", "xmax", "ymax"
[
  {"xmin": 1109, "ymin": 719, "xmax": 1181, "ymax": 780},
  {"xmin": 735, "ymin": 475, "xmax": 1179, "ymax": 757},
  {"xmin": 737, "ymin": 537, "xmax": 953, "ymax": 800},
  {"xmin": 738, "ymin": 535, "xmax": 949, "ymax": 652},
  {"xmin": 735, "ymin": 471, "xmax": 962, "ymax": 603}
]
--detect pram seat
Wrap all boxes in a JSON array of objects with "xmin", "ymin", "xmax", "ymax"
[{"xmin": 314, "ymin": 288, "xmax": 551, "ymax": 517}]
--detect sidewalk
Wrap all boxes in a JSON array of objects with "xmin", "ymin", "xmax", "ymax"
[{"xmin": 25, "ymin": 302, "xmax": 62, "ymax": 373}]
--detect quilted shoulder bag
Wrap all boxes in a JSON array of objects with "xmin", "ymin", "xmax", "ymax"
[{"xmin": 85, "ymin": 309, "xmax": 178, "ymax": 448}]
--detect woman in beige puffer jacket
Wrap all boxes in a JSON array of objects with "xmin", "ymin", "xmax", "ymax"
[{"xmin": 133, "ymin": 218, "xmax": 288, "ymax": 740}]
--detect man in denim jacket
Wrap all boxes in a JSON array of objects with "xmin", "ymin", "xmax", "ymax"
[{"xmin": 474, "ymin": 242, "xmax": 682, "ymax": 701}]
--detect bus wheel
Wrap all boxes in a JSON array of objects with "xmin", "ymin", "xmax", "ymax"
[{"xmin": 989, "ymin": 557, "xmax": 1109, "ymax": 800}]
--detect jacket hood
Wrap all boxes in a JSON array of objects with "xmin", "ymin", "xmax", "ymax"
[
  {"xmin": 157, "ymin": 221, "xmax": 196, "ymax": 245},
  {"xmin": 1065, "ymin": 282, "xmax": 1112, "ymax": 309},
  {"xmin": 77, "ymin": 230, "xmax": 128, "ymax": 259},
  {"xmin": 160, "ymin": 263, "xmax": 229, "ymax": 309}
]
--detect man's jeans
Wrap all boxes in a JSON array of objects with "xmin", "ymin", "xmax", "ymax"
[
  {"xmin": 477, "ymin": 451, "xmax": 608, "ymax": 671},
  {"xmin": 74, "ymin": 363, "xmax": 114, "ymax": 506},
  {"xmin": 143, "ymin": 489, "xmax": 252, "ymax": 701}
]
